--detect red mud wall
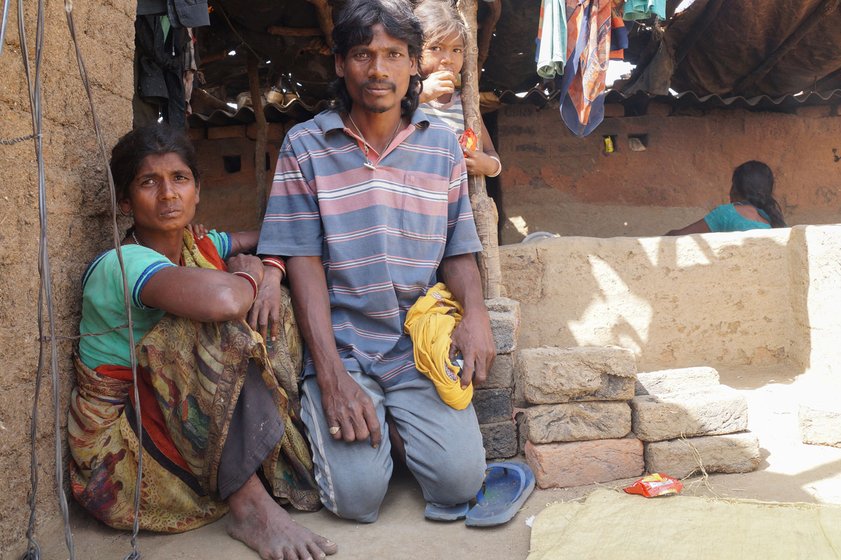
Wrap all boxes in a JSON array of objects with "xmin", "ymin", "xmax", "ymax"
[
  {"xmin": 497, "ymin": 103, "xmax": 841, "ymax": 242},
  {"xmin": 191, "ymin": 123, "xmax": 289, "ymax": 233}
]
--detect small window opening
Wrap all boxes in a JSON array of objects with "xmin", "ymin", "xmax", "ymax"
[
  {"xmin": 628, "ymin": 134, "xmax": 648, "ymax": 152},
  {"xmin": 223, "ymin": 155, "xmax": 241, "ymax": 173}
]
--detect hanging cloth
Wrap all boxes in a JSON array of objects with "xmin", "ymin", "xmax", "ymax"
[
  {"xmin": 610, "ymin": 7, "xmax": 628, "ymax": 60},
  {"xmin": 535, "ymin": 0, "xmax": 568, "ymax": 79},
  {"xmin": 557, "ymin": 0, "xmax": 613, "ymax": 137},
  {"xmin": 623, "ymin": 0, "xmax": 665, "ymax": 21}
]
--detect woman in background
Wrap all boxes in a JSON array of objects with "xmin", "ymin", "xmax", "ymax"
[{"xmin": 666, "ymin": 160, "xmax": 786, "ymax": 235}]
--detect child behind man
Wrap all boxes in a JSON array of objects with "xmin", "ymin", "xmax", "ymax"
[{"xmin": 415, "ymin": 0, "xmax": 502, "ymax": 179}]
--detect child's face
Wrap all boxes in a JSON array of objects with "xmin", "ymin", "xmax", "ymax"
[{"xmin": 421, "ymin": 31, "xmax": 465, "ymax": 77}]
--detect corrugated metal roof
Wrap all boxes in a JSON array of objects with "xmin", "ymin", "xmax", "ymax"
[{"xmin": 190, "ymin": 0, "xmax": 841, "ymax": 124}]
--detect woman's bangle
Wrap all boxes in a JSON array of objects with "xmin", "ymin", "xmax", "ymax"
[
  {"xmin": 487, "ymin": 156, "xmax": 502, "ymax": 178},
  {"xmin": 261, "ymin": 256, "xmax": 286, "ymax": 277},
  {"xmin": 232, "ymin": 271, "xmax": 258, "ymax": 303}
]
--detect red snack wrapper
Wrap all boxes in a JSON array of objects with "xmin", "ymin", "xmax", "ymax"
[
  {"xmin": 459, "ymin": 128, "xmax": 478, "ymax": 152},
  {"xmin": 623, "ymin": 473, "xmax": 683, "ymax": 498}
]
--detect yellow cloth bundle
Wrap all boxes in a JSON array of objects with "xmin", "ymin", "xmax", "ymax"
[{"xmin": 404, "ymin": 282, "xmax": 472, "ymax": 410}]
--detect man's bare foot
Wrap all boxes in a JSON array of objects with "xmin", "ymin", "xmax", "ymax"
[{"xmin": 227, "ymin": 474, "xmax": 337, "ymax": 560}]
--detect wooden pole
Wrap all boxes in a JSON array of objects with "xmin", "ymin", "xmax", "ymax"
[
  {"xmin": 458, "ymin": 0, "xmax": 502, "ymax": 298},
  {"xmin": 306, "ymin": 0, "xmax": 334, "ymax": 48},
  {"xmin": 247, "ymin": 52, "xmax": 270, "ymax": 222}
]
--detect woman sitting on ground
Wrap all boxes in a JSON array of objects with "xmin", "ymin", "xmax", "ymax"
[
  {"xmin": 68, "ymin": 124, "xmax": 336, "ymax": 560},
  {"xmin": 666, "ymin": 160, "xmax": 786, "ymax": 235}
]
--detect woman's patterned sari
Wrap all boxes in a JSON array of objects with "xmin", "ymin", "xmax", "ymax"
[{"xmin": 68, "ymin": 231, "xmax": 319, "ymax": 532}]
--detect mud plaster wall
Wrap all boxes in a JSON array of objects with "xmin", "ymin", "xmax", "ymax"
[
  {"xmin": 0, "ymin": 1, "xmax": 133, "ymax": 555},
  {"xmin": 500, "ymin": 224, "xmax": 841, "ymax": 376},
  {"xmin": 497, "ymin": 103, "xmax": 841, "ymax": 243}
]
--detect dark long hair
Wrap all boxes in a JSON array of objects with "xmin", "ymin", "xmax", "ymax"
[
  {"xmin": 329, "ymin": 0, "xmax": 424, "ymax": 117},
  {"xmin": 414, "ymin": 0, "xmax": 468, "ymax": 48},
  {"xmin": 731, "ymin": 160, "xmax": 786, "ymax": 228},
  {"xmin": 110, "ymin": 124, "xmax": 200, "ymax": 201}
]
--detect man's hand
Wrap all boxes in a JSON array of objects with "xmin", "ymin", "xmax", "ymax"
[
  {"xmin": 286, "ymin": 255, "xmax": 381, "ymax": 448},
  {"xmin": 450, "ymin": 309, "xmax": 495, "ymax": 388},
  {"xmin": 249, "ymin": 266, "xmax": 283, "ymax": 342},
  {"xmin": 438, "ymin": 253, "xmax": 496, "ymax": 388},
  {"xmin": 319, "ymin": 372, "xmax": 381, "ymax": 448}
]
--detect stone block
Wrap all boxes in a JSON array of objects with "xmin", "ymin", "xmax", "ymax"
[
  {"xmin": 473, "ymin": 388, "xmax": 513, "ymax": 424},
  {"xmin": 631, "ymin": 386, "xmax": 748, "ymax": 442},
  {"xmin": 522, "ymin": 402, "xmax": 631, "ymax": 443},
  {"xmin": 644, "ymin": 432, "xmax": 761, "ymax": 477},
  {"xmin": 480, "ymin": 421, "xmax": 518, "ymax": 460},
  {"xmin": 485, "ymin": 353, "xmax": 515, "ymax": 389},
  {"xmin": 635, "ymin": 367, "xmax": 720, "ymax": 396},
  {"xmin": 516, "ymin": 346, "xmax": 636, "ymax": 405},
  {"xmin": 486, "ymin": 297, "xmax": 520, "ymax": 353},
  {"xmin": 525, "ymin": 439, "xmax": 644, "ymax": 488},
  {"xmin": 800, "ymin": 405, "xmax": 841, "ymax": 447}
]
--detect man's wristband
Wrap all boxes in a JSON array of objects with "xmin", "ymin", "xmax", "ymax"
[
  {"xmin": 487, "ymin": 156, "xmax": 502, "ymax": 178},
  {"xmin": 232, "ymin": 271, "xmax": 259, "ymax": 303}
]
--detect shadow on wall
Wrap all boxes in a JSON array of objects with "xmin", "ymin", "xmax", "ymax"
[{"xmin": 498, "ymin": 225, "xmax": 841, "ymax": 383}]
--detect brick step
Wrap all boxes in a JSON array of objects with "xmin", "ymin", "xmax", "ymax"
[
  {"xmin": 515, "ymin": 346, "xmax": 636, "ymax": 405},
  {"xmin": 525, "ymin": 438, "xmax": 643, "ymax": 489},
  {"xmin": 635, "ymin": 366, "xmax": 720, "ymax": 396},
  {"xmin": 644, "ymin": 431, "xmax": 761, "ymax": 477},
  {"xmin": 480, "ymin": 420, "xmax": 518, "ymax": 459},
  {"xmin": 519, "ymin": 401, "xmax": 631, "ymax": 444},
  {"xmin": 800, "ymin": 404, "xmax": 841, "ymax": 448},
  {"xmin": 631, "ymin": 386, "xmax": 748, "ymax": 442}
]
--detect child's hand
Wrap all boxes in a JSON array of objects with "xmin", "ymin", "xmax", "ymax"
[
  {"xmin": 420, "ymin": 70, "xmax": 457, "ymax": 103},
  {"xmin": 188, "ymin": 223, "xmax": 209, "ymax": 240},
  {"xmin": 464, "ymin": 150, "xmax": 499, "ymax": 177}
]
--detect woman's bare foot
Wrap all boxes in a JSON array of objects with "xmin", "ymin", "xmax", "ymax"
[{"xmin": 227, "ymin": 474, "xmax": 337, "ymax": 560}]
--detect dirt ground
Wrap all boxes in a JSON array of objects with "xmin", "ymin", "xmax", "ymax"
[{"xmin": 24, "ymin": 364, "xmax": 841, "ymax": 560}]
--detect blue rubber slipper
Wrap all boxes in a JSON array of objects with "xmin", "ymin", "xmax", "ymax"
[
  {"xmin": 424, "ymin": 501, "xmax": 470, "ymax": 521},
  {"xmin": 465, "ymin": 462, "xmax": 536, "ymax": 527}
]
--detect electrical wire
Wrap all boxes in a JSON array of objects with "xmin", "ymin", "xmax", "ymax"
[
  {"xmin": 0, "ymin": 0, "xmax": 9, "ymax": 56},
  {"xmin": 18, "ymin": 1, "xmax": 43, "ymax": 555},
  {"xmin": 17, "ymin": 0, "xmax": 76, "ymax": 557},
  {"xmin": 63, "ymin": 1, "xmax": 145, "ymax": 557}
]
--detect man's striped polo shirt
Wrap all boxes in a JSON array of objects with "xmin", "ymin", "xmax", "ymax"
[{"xmin": 257, "ymin": 108, "xmax": 482, "ymax": 387}]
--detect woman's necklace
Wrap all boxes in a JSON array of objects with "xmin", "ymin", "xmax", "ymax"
[
  {"xmin": 347, "ymin": 113, "xmax": 402, "ymax": 171},
  {"xmin": 131, "ymin": 231, "xmax": 143, "ymax": 246}
]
